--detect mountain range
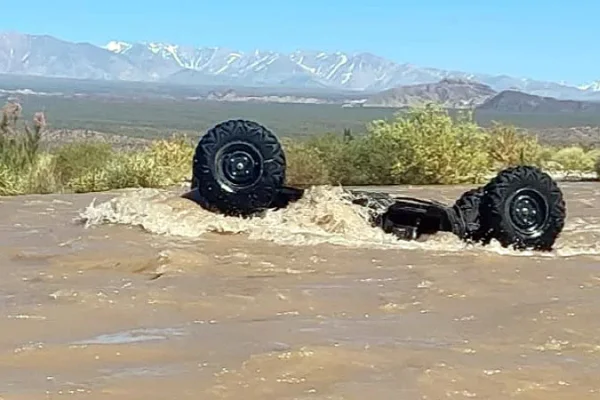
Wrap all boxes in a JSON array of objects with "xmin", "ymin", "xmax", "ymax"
[{"xmin": 0, "ymin": 31, "xmax": 599, "ymax": 101}]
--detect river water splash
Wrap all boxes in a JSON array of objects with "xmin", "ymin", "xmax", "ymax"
[{"xmin": 1, "ymin": 182, "xmax": 599, "ymax": 399}]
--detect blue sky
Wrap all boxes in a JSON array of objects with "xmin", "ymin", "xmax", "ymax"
[{"xmin": 1, "ymin": 0, "xmax": 597, "ymax": 84}]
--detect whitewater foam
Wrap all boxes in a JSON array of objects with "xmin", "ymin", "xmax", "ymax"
[{"xmin": 77, "ymin": 186, "xmax": 600, "ymax": 258}]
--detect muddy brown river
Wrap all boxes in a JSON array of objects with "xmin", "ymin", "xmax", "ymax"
[{"xmin": 1, "ymin": 182, "xmax": 599, "ymax": 399}]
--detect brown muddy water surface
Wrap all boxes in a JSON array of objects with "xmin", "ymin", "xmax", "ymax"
[{"xmin": 1, "ymin": 183, "xmax": 600, "ymax": 399}]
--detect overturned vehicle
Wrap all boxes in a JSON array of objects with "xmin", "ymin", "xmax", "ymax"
[{"xmin": 187, "ymin": 119, "xmax": 566, "ymax": 251}]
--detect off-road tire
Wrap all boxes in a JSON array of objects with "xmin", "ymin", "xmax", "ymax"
[
  {"xmin": 191, "ymin": 176, "xmax": 199, "ymax": 190},
  {"xmin": 480, "ymin": 165, "xmax": 565, "ymax": 251},
  {"xmin": 192, "ymin": 119, "xmax": 286, "ymax": 216},
  {"xmin": 452, "ymin": 187, "xmax": 490, "ymax": 243}
]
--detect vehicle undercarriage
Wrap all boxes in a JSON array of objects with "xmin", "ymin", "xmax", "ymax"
[{"xmin": 185, "ymin": 119, "xmax": 566, "ymax": 251}]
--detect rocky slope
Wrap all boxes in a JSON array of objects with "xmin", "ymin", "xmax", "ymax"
[{"xmin": 363, "ymin": 79, "xmax": 497, "ymax": 108}]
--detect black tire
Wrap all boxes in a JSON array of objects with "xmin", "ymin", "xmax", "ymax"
[
  {"xmin": 192, "ymin": 119, "xmax": 286, "ymax": 216},
  {"xmin": 452, "ymin": 187, "xmax": 490, "ymax": 243},
  {"xmin": 191, "ymin": 175, "xmax": 199, "ymax": 190},
  {"xmin": 480, "ymin": 165, "xmax": 566, "ymax": 251}
]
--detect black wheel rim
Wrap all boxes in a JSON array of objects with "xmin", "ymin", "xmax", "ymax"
[
  {"xmin": 506, "ymin": 187, "xmax": 549, "ymax": 238},
  {"xmin": 214, "ymin": 141, "xmax": 264, "ymax": 190}
]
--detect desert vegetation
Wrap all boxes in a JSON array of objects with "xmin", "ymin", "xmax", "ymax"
[
  {"xmin": 13, "ymin": 94, "xmax": 600, "ymax": 145},
  {"xmin": 0, "ymin": 102, "xmax": 193, "ymax": 195},
  {"xmin": 1, "ymin": 101, "xmax": 599, "ymax": 196},
  {"xmin": 285, "ymin": 105, "xmax": 600, "ymax": 187}
]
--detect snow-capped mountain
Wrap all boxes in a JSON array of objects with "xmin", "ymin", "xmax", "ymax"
[
  {"xmin": 0, "ymin": 31, "xmax": 598, "ymax": 100},
  {"xmin": 578, "ymin": 81, "xmax": 600, "ymax": 92},
  {"xmin": 104, "ymin": 40, "xmax": 582, "ymax": 95}
]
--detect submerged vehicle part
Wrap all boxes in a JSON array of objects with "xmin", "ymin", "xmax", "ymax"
[{"xmin": 189, "ymin": 119, "xmax": 566, "ymax": 251}]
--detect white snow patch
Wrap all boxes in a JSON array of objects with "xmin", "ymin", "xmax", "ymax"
[
  {"xmin": 147, "ymin": 42, "xmax": 162, "ymax": 54},
  {"xmin": 341, "ymin": 72, "xmax": 352, "ymax": 85},
  {"xmin": 246, "ymin": 55, "xmax": 273, "ymax": 72},
  {"xmin": 326, "ymin": 54, "xmax": 348, "ymax": 80},
  {"xmin": 104, "ymin": 41, "xmax": 132, "ymax": 54},
  {"xmin": 579, "ymin": 81, "xmax": 600, "ymax": 92}
]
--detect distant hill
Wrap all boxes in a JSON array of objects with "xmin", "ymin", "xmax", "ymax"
[
  {"xmin": 360, "ymin": 80, "xmax": 600, "ymax": 116},
  {"xmin": 363, "ymin": 79, "xmax": 497, "ymax": 108},
  {"xmin": 477, "ymin": 90, "xmax": 600, "ymax": 113}
]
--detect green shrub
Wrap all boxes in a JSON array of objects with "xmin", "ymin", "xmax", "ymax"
[
  {"xmin": 539, "ymin": 146, "xmax": 558, "ymax": 167},
  {"xmin": 366, "ymin": 105, "xmax": 491, "ymax": 184},
  {"xmin": 551, "ymin": 146, "xmax": 597, "ymax": 175},
  {"xmin": 486, "ymin": 122, "xmax": 545, "ymax": 168},
  {"xmin": 300, "ymin": 133, "xmax": 375, "ymax": 185},
  {"xmin": 0, "ymin": 102, "xmax": 48, "ymax": 195},
  {"xmin": 585, "ymin": 148, "xmax": 600, "ymax": 168},
  {"xmin": 139, "ymin": 135, "xmax": 194, "ymax": 185},
  {"xmin": 284, "ymin": 139, "xmax": 331, "ymax": 186},
  {"xmin": 302, "ymin": 133, "xmax": 353, "ymax": 184},
  {"xmin": 43, "ymin": 134, "xmax": 194, "ymax": 193},
  {"xmin": 53, "ymin": 137, "xmax": 194, "ymax": 193},
  {"xmin": 20, "ymin": 153, "xmax": 60, "ymax": 194},
  {"xmin": 52, "ymin": 142, "xmax": 116, "ymax": 188},
  {"xmin": 0, "ymin": 103, "xmax": 44, "ymax": 169},
  {"xmin": 356, "ymin": 131, "xmax": 405, "ymax": 185},
  {"xmin": 0, "ymin": 163, "xmax": 21, "ymax": 195}
]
